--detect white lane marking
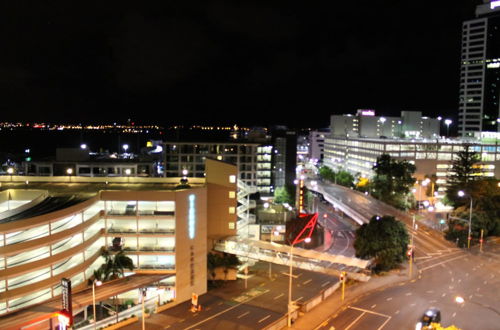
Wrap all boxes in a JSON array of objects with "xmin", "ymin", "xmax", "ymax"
[
  {"xmin": 344, "ymin": 311, "xmax": 366, "ymax": 330},
  {"xmin": 183, "ymin": 289, "xmax": 269, "ymax": 330},
  {"xmin": 303, "ymin": 279, "xmax": 312, "ymax": 285},
  {"xmin": 420, "ymin": 254, "xmax": 468, "ymax": 271},
  {"xmin": 405, "ymin": 292, "xmax": 412, "ymax": 296},
  {"xmin": 349, "ymin": 306, "xmax": 391, "ymax": 318},
  {"xmin": 386, "ymin": 297, "xmax": 393, "ymax": 301},
  {"xmin": 273, "ymin": 293, "xmax": 284, "ymax": 300},
  {"xmin": 237, "ymin": 311, "xmax": 250, "ymax": 319},
  {"xmin": 321, "ymin": 281, "xmax": 331, "ymax": 287},
  {"xmin": 347, "ymin": 306, "xmax": 392, "ymax": 330},
  {"xmin": 258, "ymin": 315, "xmax": 271, "ymax": 323},
  {"xmin": 371, "ymin": 304, "xmax": 377, "ymax": 308},
  {"xmin": 452, "ymin": 312, "xmax": 457, "ymax": 318}
]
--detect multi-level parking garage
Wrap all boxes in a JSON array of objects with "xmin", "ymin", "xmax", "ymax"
[{"xmin": 0, "ymin": 159, "xmax": 237, "ymax": 327}]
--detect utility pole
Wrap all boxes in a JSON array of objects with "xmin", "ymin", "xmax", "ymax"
[
  {"xmin": 480, "ymin": 229, "xmax": 484, "ymax": 253},
  {"xmin": 340, "ymin": 272, "xmax": 346, "ymax": 302}
]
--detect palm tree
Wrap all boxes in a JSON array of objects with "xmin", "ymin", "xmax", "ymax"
[
  {"xmin": 90, "ymin": 249, "xmax": 135, "ymax": 284},
  {"xmin": 106, "ymin": 251, "xmax": 135, "ymax": 280}
]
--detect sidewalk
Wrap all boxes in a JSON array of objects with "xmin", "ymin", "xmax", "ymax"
[{"xmin": 291, "ymin": 263, "xmax": 417, "ymax": 330}]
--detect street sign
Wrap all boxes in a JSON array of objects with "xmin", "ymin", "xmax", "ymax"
[{"xmin": 60, "ymin": 278, "xmax": 73, "ymax": 326}]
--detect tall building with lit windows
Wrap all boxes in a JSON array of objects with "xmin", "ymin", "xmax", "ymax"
[{"xmin": 459, "ymin": 1, "xmax": 500, "ymax": 137}]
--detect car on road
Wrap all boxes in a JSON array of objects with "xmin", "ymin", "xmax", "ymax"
[{"xmin": 415, "ymin": 308, "xmax": 441, "ymax": 329}]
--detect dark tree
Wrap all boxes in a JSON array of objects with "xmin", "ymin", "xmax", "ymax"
[
  {"xmin": 354, "ymin": 215, "xmax": 409, "ymax": 272},
  {"xmin": 445, "ymin": 144, "xmax": 482, "ymax": 207},
  {"xmin": 371, "ymin": 154, "xmax": 416, "ymax": 209}
]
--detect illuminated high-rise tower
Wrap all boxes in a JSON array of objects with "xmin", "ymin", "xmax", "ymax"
[{"xmin": 459, "ymin": 1, "xmax": 500, "ymax": 137}]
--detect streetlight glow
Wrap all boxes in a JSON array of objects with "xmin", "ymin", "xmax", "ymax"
[{"xmin": 444, "ymin": 119, "xmax": 452, "ymax": 136}]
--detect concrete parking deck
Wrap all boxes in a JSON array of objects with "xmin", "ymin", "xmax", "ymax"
[{"xmin": 0, "ymin": 274, "xmax": 169, "ymax": 330}]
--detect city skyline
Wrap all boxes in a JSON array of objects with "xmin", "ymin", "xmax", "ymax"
[{"xmin": 0, "ymin": 1, "xmax": 480, "ymax": 127}]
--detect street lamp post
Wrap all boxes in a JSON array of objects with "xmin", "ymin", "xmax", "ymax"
[
  {"xmin": 288, "ymin": 237, "xmax": 311, "ymax": 327},
  {"xmin": 92, "ymin": 280, "xmax": 102, "ymax": 329},
  {"xmin": 444, "ymin": 119, "xmax": 452, "ymax": 137},
  {"xmin": 67, "ymin": 168, "xmax": 73, "ymax": 183},
  {"xmin": 379, "ymin": 117, "xmax": 386, "ymax": 137},
  {"xmin": 141, "ymin": 288, "xmax": 147, "ymax": 330},
  {"xmin": 458, "ymin": 190, "xmax": 473, "ymax": 249},
  {"xmin": 7, "ymin": 167, "xmax": 14, "ymax": 182},
  {"xmin": 269, "ymin": 226, "xmax": 281, "ymax": 279},
  {"xmin": 419, "ymin": 179, "xmax": 429, "ymax": 213}
]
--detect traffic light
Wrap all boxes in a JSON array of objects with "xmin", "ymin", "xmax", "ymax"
[
  {"xmin": 407, "ymin": 248, "xmax": 413, "ymax": 258},
  {"xmin": 339, "ymin": 271, "xmax": 346, "ymax": 282}
]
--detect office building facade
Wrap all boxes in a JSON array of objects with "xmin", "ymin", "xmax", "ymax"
[
  {"xmin": 459, "ymin": 1, "xmax": 500, "ymax": 136},
  {"xmin": 324, "ymin": 136, "xmax": 500, "ymax": 196},
  {"xmin": 330, "ymin": 110, "xmax": 440, "ymax": 140}
]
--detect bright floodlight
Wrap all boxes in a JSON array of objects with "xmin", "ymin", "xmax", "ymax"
[
  {"xmin": 444, "ymin": 119, "xmax": 452, "ymax": 126},
  {"xmin": 379, "ymin": 117, "xmax": 386, "ymax": 123},
  {"xmin": 125, "ymin": 169, "xmax": 132, "ymax": 175},
  {"xmin": 80, "ymin": 143, "xmax": 87, "ymax": 149},
  {"xmin": 458, "ymin": 190, "xmax": 465, "ymax": 197},
  {"xmin": 7, "ymin": 168, "xmax": 14, "ymax": 174},
  {"xmin": 66, "ymin": 168, "xmax": 73, "ymax": 175},
  {"xmin": 304, "ymin": 237, "xmax": 311, "ymax": 243},
  {"xmin": 182, "ymin": 169, "xmax": 189, "ymax": 176},
  {"xmin": 122, "ymin": 144, "xmax": 129, "ymax": 152},
  {"xmin": 455, "ymin": 296, "xmax": 465, "ymax": 304},
  {"xmin": 95, "ymin": 280, "xmax": 102, "ymax": 286}
]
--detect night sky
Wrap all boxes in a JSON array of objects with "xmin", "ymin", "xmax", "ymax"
[{"xmin": 0, "ymin": 1, "xmax": 482, "ymax": 128}]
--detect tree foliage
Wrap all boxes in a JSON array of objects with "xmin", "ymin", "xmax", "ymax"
[
  {"xmin": 274, "ymin": 185, "xmax": 295, "ymax": 205},
  {"xmin": 318, "ymin": 166, "xmax": 355, "ymax": 187},
  {"xmin": 354, "ymin": 215, "xmax": 409, "ymax": 272},
  {"xmin": 88, "ymin": 249, "xmax": 135, "ymax": 284},
  {"xmin": 371, "ymin": 154, "xmax": 416, "ymax": 209},
  {"xmin": 445, "ymin": 178, "xmax": 500, "ymax": 244},
  {"xmin": 445, "ymin": 145, "xmax": 482, "ymax": 207}
]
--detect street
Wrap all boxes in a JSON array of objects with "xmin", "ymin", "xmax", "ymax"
[
  {"xmin": 317, "ymin": 243, "xmax": 500, "ymax": 329},
  {"xmin": 121, "ymin": 262, "xmax": 340, "ymax": 330}
]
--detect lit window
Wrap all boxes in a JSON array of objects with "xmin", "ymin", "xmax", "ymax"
[
  {"xmin": 229, "ymin": 207, "xmax": 236, "ymax": 214},
  {"xmin": 228, "ymin": 222, "xmax": 235, "ymax": 230},
  {"xmin": 229, "ymin": 175, "xmax": 236, "ymax": 183},
  {"xmin": 229, "ymin": 191, "xmax": 236, "ymax": 199}
]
